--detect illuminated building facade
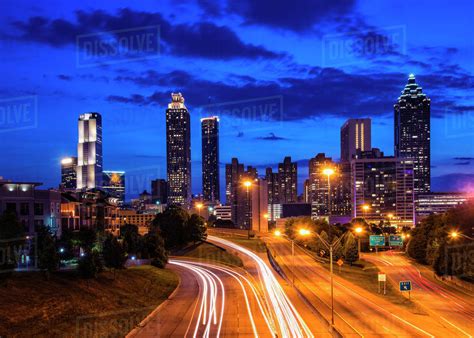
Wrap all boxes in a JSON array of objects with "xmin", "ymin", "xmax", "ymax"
[
  {"xmin": 351, "ymin": 149, "xmax": 415, "ymax": 227},
  {"xmin": 415, "ymin": 192, "xmax": 472, "ymax": 223},
  {"xmin": 60, "ymin": 157, "xmax": 77, "ymax": 190},
  {"xmin": 166, "ymin": 93, "xmax": 191, "ymax": 207},
  {"xmin": 265, "ymin": 167, "xmax": 281, "ymax": 221},
  {"xmin": 278, "ymin": 156, "xmax": 297, "ymax": 203},
  {"xmin": 77, "ymin": 113, "xmax": 103, "ymax": 190},
  {"xmin": 395, "ymin": 74, "xmax": 431, "ymax": 194},
  {"xmin": 201, "ymin": 116, "xmax": 220, "ymax": 202},
  {"xmin": 102, "ymin": 171, "xmax": 125, "ymax": 204},
  {"xmin": 340, "ymin": 118, "xmax": 371, "ymax": 162}
]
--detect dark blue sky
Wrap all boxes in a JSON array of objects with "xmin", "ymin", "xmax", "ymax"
[{"xmin": 1, "ymin": 0, "xmax": 473, "ymax": 200}]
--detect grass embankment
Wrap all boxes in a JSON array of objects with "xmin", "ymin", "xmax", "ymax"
[
  {"xmin": 181, "ymin": 241, "xmax": 243, "ymax": 267},
  {"xmin": 312, "ymin": 253, "xmax": 426, "ymax": 314},
  {"xmin": 0, "ymin": 266, "xmax": 178, "ymax": 337}
]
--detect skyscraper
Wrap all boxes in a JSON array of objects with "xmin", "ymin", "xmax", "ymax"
[
  {"xmin": 225, "ymin": 158, "xmax": 257, "ymax": 228},
  {"xmin": 394, "ymin": 74, "xmax": 431, "ymax": 194},
  {"xmin": 278, "ymin": 156, "xmax": 297, "ymax": 203},
  {"xmin": 77, "ymin": 113, "xmax": 102, "ymax": 190},
  {"xmin": 60, "ymin": 157, "xmax": 77, "ymax": 190},
  {"xmin": 166, "ymin": 93, "xmax": 191, "ymax": 207},
  {"xmin": 151, "ymin": 179, "xmax": 168, "ymax": 204},
  {"xmin": 265, "ymin": 168, "xmax": 280, "ymax": 221},
  {"xmin": 351, "ymin": 149, "xmax": 415, "ymax": 227},
  {"xmin": 308, "ymin": 153, "xmax": 334, "ymax": 217},
  {"xmin": 340, "ymin": 118, "xmax": 371, "ymax": 162},
  {"xmin": 201, "ymin": 116, "xmax": 220, "ymax": 202},
  {"xmin": 102, "ymin": 171, "xmax": 125, "ymax": 204}
]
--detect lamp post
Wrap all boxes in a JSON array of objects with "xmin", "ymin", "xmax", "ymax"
[
  {"xmin": 195, "ymin": 202, "xmax": 203, "ymax": 217},
  {"xmin": 355, "ymin": 226, "xmax": 363, "ymax": 256},
  {"xmin": 450, "ymin": 231, "xmax": 473, "ymax": 240},
  {"xmin": 274, "ymin": 228, "xmax": 311, "ymax": 286},
  {"xmin": 362, "ymin": 204, "xmax": 370, "ymax": 220},
  {"xmin": 243, "ymin": 180, "xmax": 252, "ymax": 239}
]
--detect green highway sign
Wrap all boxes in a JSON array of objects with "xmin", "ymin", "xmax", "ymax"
[
  {"xmin": 369, "ymin": 235, "xmax": 385, "ymax": 247},
  {"xmin": 399, "ymin": 281, "xmax": 412, "ymax": 291},
  {"xmin": 389, "ymin": 235, "xmax": 404, "ymax": 246}
]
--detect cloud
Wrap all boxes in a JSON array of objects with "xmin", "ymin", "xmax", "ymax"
[
  {"xmin": 454, "ymin": 161, "xmax": 471, "ymax": 165},
  {"xmin": 57, "ymin": 74, "xmax": 72, "ymax": 80},
  {"xmin": 431, "ymin": 173, "xmax": 474, "ymax": 193},
  {"xmin": 107, "ymin": 68, "xmax": 474, "ymax": 121},
  {"xmin": 9, "ymin": 9, "xmax": 285, "ymax": 60},
  {"xmin": 256, "ymin": 132, "xmax": 288, "ymax": 141},
  {"xmin": 226, "ymin": 0, "xmax": 356, "ymax": 32},
  {"xmin": 453, "ymin": 157, "xmax": 474, "ymax": 160}
]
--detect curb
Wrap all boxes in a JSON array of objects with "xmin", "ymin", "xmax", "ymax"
[{"xmin": 126, "ymin": 266, "xmax": 182, "ymax": 338}]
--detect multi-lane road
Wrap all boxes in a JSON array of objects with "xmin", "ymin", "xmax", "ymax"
[
  {"xmin": 129, "ymin": 235, "xmax": 325, "ymax": 337},
  {"xmin": 365, "ymin": 250, "xmax": 474, "ymax": 337},
  {"xmin": 265, "ymin": 235, "xmax": 468, "ymax": 337}
]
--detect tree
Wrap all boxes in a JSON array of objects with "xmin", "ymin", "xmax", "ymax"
[
  {"xmin": 142, "ymin": 232, "xmax": 168, "ymax": 268},
  {"xmin": 77, "ymin": 251, "xmax": 102, "ymax": 279},
  {"xmin": 152, "ymin": 207, "xmax": 190, "ymax": 249},
  {"xmin": 0, "ymin": 211, "xmax": 25, "ymax": 278},
  {"xmin": 78, "ymin": 228, "xmax": 97, "ymax": 254},
  {"xmin": 343, "ymin": 232, "xmax": 359, "ymax": 266},
  {"xmin": 309, "ymin": 230, "xmax": 329, "ymax": 258},
  {"xmin": 103, "ymin": 234, "xmax": 127, "ymax": 278},
  {"xmin": 120, "ymin": 223, "xmax": 140, "ymax": 255},
  {"xmin": 188, "ymin": 214, "xmax": 207, "ymax": 244},
  {"xmin": 35, "ymin": 225, "xmax": 60, "ymax": 279}
]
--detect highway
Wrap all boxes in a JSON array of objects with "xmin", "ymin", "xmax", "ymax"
[
  {"xmin": 264, "ymin": 235, "xmax": 462, "ymax": 337},
  {"xmin": 364, "ymin": 250, "xmax": 474, "ymax": 337},
  {"xmin": 129, "ymin": 259, "xmax": 275, "ymax": 337}
]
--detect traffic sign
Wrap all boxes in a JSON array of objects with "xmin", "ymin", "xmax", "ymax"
[
  {"xmin": 399, "ymin": 281, "xmax": 412, "ymax": 291},
  {"xmin": 378, "ymin": 273, "xmax": 386, "ymax": 282},
  {"xmin": 370, "ymin": 235, "xmax": 385, "ymax": 247},
  {"xmin": 389, "ymin": 235, "xmax": 403, "ymax": 246}
]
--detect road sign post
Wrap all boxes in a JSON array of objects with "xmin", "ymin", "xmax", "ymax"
[
  {"xmin": 336, "ymin": 258, "xmax": 343, "ymax": 273},
  {"xmin": 389, "ymin": 235, "xmax": 404, "ymax": 247},
  {"xmin": 378, "ymin": 273, "xmax": 387, "ymax": 295},
  {"xmin": 399, "ymin": 280, "xmax": 412, "ymax": 299}
]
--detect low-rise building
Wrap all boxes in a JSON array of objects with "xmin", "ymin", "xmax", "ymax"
[{"xmin": 117, "ymin": 209, "xmax": 155, "ymax": 235}]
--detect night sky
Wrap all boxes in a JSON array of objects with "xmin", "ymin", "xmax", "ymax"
[{"xmin": 1, "ymin": 0, "xmax": 473, "ymax": 200}]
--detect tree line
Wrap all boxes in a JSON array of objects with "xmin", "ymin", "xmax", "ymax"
[{"xmin": 0, "ymin": 206, "xmax": 207, "ymax": 281}]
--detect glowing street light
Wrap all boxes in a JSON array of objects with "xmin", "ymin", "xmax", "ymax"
[
  {"xmin": 362, "ymin": 204, "xmax": 370, "ymax": 220},
  {"xmin": 450, "ymin": 231, "xmax": 473, "ymax": 240},
  {"xmin": 298, "ymin": 228, "xmax": 311, "ymax": 236},
  {"xmin": 195, "ymin": 202, "xmax": 204, "ymax": 216},
  {"xmin": 354, "ymin": 226, "xmax": 363, "ymax": 255},
  {"xmin": 274, "ymin": 230, "xmax": 282, "ymax": 237}
]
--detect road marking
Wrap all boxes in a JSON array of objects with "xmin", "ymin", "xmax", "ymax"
[
  {"xmin": 391, "ymin": 314, "xmax": 435, "ymax": 337},
  {"xmin": 440, "ymin": 316, "xmax": 473, "ymax": 338}
]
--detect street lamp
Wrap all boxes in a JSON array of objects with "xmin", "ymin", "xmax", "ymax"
[
  {"xmin": 299, "ymin": 228, "xmax": 344, "ymax": 327},
  {"xmin": 195, "ymin": 202, "xmax": 203, "ymax": 217},
  {"xmin": 243, "ymin": 180, "xmax": 253, "ymax": 239},
  {"xmin": 362, "ymin": 204, "xmax": 370, "ymax": 220},
  {"xmin": 354, "ymin": 226, "xmax": 363, "ymax": 255},
  {"xmin": 274, "ymin": 228, "xmax": 310, "ymax": 286},
  {"xmin": 450, "ymin": 231, "xmax": 473, "ymax": 240}
]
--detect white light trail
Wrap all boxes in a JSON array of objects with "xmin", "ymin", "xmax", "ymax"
[{"xmin": 209, "ymin": 236, "xmax": 314, "ymax": 338}]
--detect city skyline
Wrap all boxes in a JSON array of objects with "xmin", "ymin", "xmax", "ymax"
[{"xmin": 1, "ymin": 1, "xmax": 473, "ymax": 199}]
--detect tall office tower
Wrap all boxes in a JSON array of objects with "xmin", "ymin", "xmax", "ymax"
[
  {"xmin": 102, "ymin": 171, "xmax": 125, "ymax": 204},
  {"xmin": 251, "ymin": 178, "xmax": 269, "ymax": 233},
  {"xmin": 340, "ymin": 118, "xmax": 371, "ymax": 162},
  {"xmin": 77, "ymin": 113, "xmax": 103, "ymax": 190},
  {"xmin": 278, "ymin": 156, "xmax": 297, "ymax": 203},
  {"xmin": 201, "ymin": 116, "xmax": 220, "ymax": 202},
  {"xmin": 351, "ymin": 149, "xmax": 415, "ymax": 227},
  {"xmin": 151, "ymin": 179, "xmax": 168, "ymax": 204},
  {"xmin": 225, "ymin": 158, "xmax": 257, "ymax": 228},
  {"xmin": 265, "ymin": 168, "xmax": 280, "ymax": 221},
  {"xmin": 394, "ymin": 74, "xmax": 431, "ymax": 194},
  {"xmin": 308, "ymin": 153, "xmax": 334, "ymax": 217},
  {"xmin": 60, "ymin": 157, "xmax": 77, "ymax": 190},
  {"xmin": 166, "ymin": 93, "xmax": 191, "ymax": 207}
]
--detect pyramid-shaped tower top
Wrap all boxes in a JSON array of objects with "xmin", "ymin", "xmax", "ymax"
[{"xmin": 398, "ymin": 74, "xmax": 428, "ymax": 99}]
